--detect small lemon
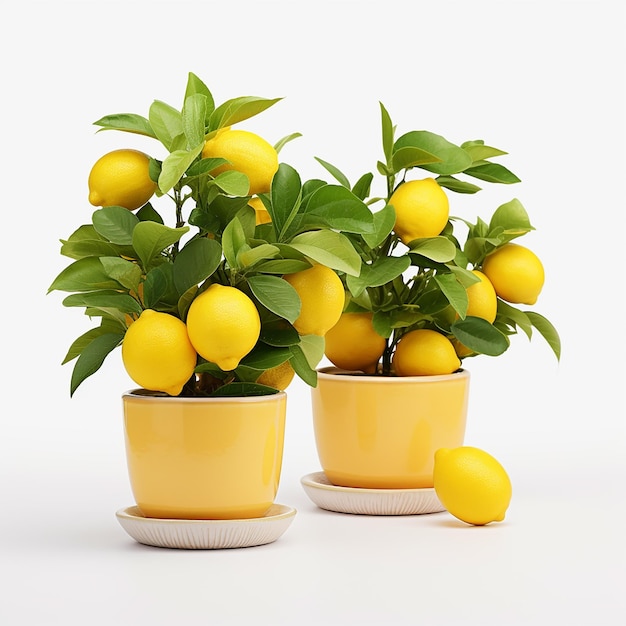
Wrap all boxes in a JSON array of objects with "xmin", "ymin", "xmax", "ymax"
[
  {"xmin": 121, "ymin": 309, "xmax": 197, "ymax": 396},
  {"xmin": 482, "ymin": 243, "xmax": 545, "ymax": 305},
  {"xmin": 248, "ymin": 196, "xmax": 272, "ymax": 225},
  {"xmin": 256, "ymin": 360, "xmax": 295, "ymax": 390},
  {"xmin": 433, "ymin": 446, "xmax": 512, "ymax": 526},
  {"xmin": 186, "ymin": 284, "xmax": 261, "ymax": 371},
  {"xmin": 88, "ymin": 149, "xmax": 156, "ymax": 211},
  {"xmin": 283, "ymin": 265, "xmax": 345, "ymax": 336},
  {"xmin": 465, "ymin": 270, "xmax": 498, "ymax": 323},
  {"xmin": 389, "ymin": 178, "xmax": 449, "ymax": 245},
  {"xmin": 392, "ymin": 329, "xmax": 461, "ymax": 376},
  {"xmin": 324, "ymin": 312, "xmax": 386, "ymax": 373},
  {"xmin": 202, "ymin": 129, "xmax": 278, "ymax": 196}
]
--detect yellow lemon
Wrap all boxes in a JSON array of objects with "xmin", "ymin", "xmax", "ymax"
[
  {"xmin": 324, "ymin": 312, "xmax": 386, "ymax": 373},
  {"xmin": 256, "ymin": 360, "xmax": 295, "ymax": 390},
  {"xmin": 283, "ymin": 265, "xmax": 345, "ymax": 336},
  {"xmin": 433, "ymin": 446, "xmax": 512, "ymax": 526},
  {"xmin": 465, "ymin": 270, "xmax": 498, "ymax": 322},
  {"xmin": 121, "ymin": 309, "xmax": 197, "ymax": 396},
  {"xmin": 389, "ymin": 178, "xmax": 449, "ymax": 245},
  {"xmin": 88, "ymin": 149, "xmax": 156, "ymax": 211},
  {"xmin": 392, "ymin": 329, "xmax": 461, "ymax": 376},
  {"xmin": 248, "ymin": 196, "xmax": 272, "ymax": 225},
  {"xmin": 482, "ymin": 243, "xmax": 545, "ymax": 305},
  {"xmin": 186, "ymin": 284, "xmax": 261, "ymax": 371},
  {"xmin": 202, "ymin": 129, "xmax": 278, "ymax": 195}
]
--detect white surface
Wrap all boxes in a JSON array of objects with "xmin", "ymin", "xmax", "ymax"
[{"xmin": 2, "ymin": 1, "xmax": 625, "ymax": 624}]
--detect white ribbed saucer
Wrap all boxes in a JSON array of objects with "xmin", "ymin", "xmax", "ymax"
[
  {"xmin": 301, "ymin": 472, "xmax": 445, "ymax": 516},
  {"xmin": 116, "ymin": 504, "xmax": 296, "ymax": 549}
]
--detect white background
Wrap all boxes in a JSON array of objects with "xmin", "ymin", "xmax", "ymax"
[{"xmin": 2, "ymin": 1, "xmax": 624, "ymax": 624}]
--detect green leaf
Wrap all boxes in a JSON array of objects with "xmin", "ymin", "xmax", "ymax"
[
  {"xmin": 252, "ymin": 259, "xmax": 311, "ymax": 274},
  {"xmin": 209, "ymin": 382, "xmax": 279, "ymax": 397},
  {"xmin": 298, "ymin": 334, "xmax": 326, "ymax": 369},
  {"xmin": 363, "ymin": 204, "xmax": 395, "ymax": 249},
  {"xmin": 100, "ymin": 257, "xmax": 142, "ymax": 292},
  {"xmin": 408, "ymin": 237, "xmax": 457, "ymax": 262},
  {"xmin": 62, "ymin": 290, "xmax": 142, "ymax": 315},
  {"xmin": 392, "ymin": 146, "xmax": 442, "ymax": 173},
  {"xmin": 158, "ymin": 143, "xmax": 204, "ymax": 193},
  {"xmin": 346, "ymin": 255, "xmax": 411, "ymax": 298},
  {"xmin": 451, "ymin": 317, "xmax": 510, "ymax": 356},
  {"xmin": 314, "ymin": 157, "xmax": 350, "ymax": 188},
  {"xmin": 394, "ymin": 131, "xmax": 472, "ymax": 175},
  {"xmin": 172, "ymin": 237, "xmax": 222, "ymax": 295},
  {"xmin": 60, "ymin": 226, "xmax": 132, "ymax": 260},
  {"xmin": 70, "ymin": 333, "xmax": 124, "ymax": 396},
  {"xmin": 380, "ymin": 102, "xmax": 394, "ymax": 163},
  {"xmin": 496, "ymin": 299, "xmax": 533, "ymax": 339},
  {"xmin": 351, "ymin": 172, "xmax": 374, "ymax": 201},
  {"xmin": 238, "ymin": 243, "xmax": 280, "ymax": 268},
  {"xmin": 182, "ymin": 93, "xmax": 208, "ymax": 149},
  {"xmin": 288, "ymin": 230, "xmax": 362, "ymax": 276},
  {"xmin": 260, "ymin": 318, "xmax": 300, "ymax": 346},
  {"xmin": 186, "ymin": 157, "xmax": 228, "ymax": 178},
  {"xmin": 434, "ymin": 273, "xmax": 469, "ymax": 317},
  {"xmin": 212, "ymin": 170, "xmax": 250, "ymax": 196},
  {"xmin": 305, "ymin": 184, "xmax": 374, "ymax": 234},
  {"xmin": 184, "ymin": 72, "xmax": 215, "ymax": 120},
  {"xmin": 92, "ymin": 113, "xmax": 155, "ymax": 138},
  {"xmin": 461, "ymin": 140, "xmax": 508, "ymax": 163},
  {"xmin": 49, "ymin": 257, "xmax": 124, "ymax": 293},
  {"xmin": 221, "ymin": 217, "xmax": 247, "ymax": 269},
  {"xmin": 289, "ymin": 344, "xmax": 318, "ymax": 387},
  {"xmin": 464, "ymin": 162, "xmax": 521, "ymax": 184},
  {"xmin": 240, "ymin": 345, "xmax": 292, "ymax": 370},
  {"xmin": 132, "ymin": 221, "xmax": 189, "ymax": 270},
  {"xmin": 92, "ymin": 206, "xmax": 139, "ymax": 245},
  {"xmin": 208, "ymin": 96, "xmax": 282, "ymax": 131},
  {"xmin": 143, "ymin": 265, "xmax": 175, "ymax": 309},
  {"xmin": 62, "ymin": 320, "xmax": 124, "ymax": 364},
  {"xmin": 149, "ymin": 100, "xmax": 183, "ymax": 150},
  {"xmin": 136, "ymin": 203, "xmax": 164, "ymax": 224},
  {"xmin": 247, "ymin": 275, "xmax": 301, "ymax": 323},
  {"xmin": 274, "ymin": 132, "xmax": 302, "ymax": 154},
  {"xmin": 270, "ymin": 163, "xmax": 302, "ymax": 240},
  {"xmin": 525, "ymin": 311, "xmax": 561, "ymax": 360},
  {"xmin": 436, "ymin": 175, "xmax": 482, "ymax": 194},
  {"xmin": 488, "ymin": 198, "xmax": 533, "ymax": 233}
]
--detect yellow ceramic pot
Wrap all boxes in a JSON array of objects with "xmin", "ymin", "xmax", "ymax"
[
  {"xmin": 123, "ymin": 390, "xmax": 287, "ymax": 520},
  {"xmin": 311, "ymin": 367, "xmax": 470, "ymax": 489}
]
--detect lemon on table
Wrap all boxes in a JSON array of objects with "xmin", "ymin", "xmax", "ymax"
[
  {"xmin": 482, "ymin": 243, "xmax": 545, "ymax": 305},
  {"xmin": 202, "ymin": 129, "xmax": 278, "ymax": 195},
  {"xmin": 324, "ymin": 312, "xmax": 386, "ymax": 373},
  {"xmin": 186, "ymin": 284, "xmax": 261, "ymax": 371},
  {"xmin": 88, "ymin": 149, "xmax": 157, "ymax": 211},
  {"xmin": 389, "ymin": 178, "xmax": 449, "ymax": 245},
  {"xmin": 121, "ymin": 309, "xmax": 197, "ymax": 396},
  {"xmin": 392, "ymin": 328, "xmax": 461, "ymax": 376},
  {"xmin": 433, "ymin": 446, "xmax": 512, "ymax": 526},
  {"xmin": 283, "ymin": 265, "xmax": 345, "ymax": 336}
]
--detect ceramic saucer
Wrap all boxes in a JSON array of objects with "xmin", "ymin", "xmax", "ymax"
[
  {"xmin": 301, "ymin": 471, "xmax": 446, "ymax": 516},
  {"xmin": 116, "ymin": 503, "xmax": 296, "ymax": 549}
]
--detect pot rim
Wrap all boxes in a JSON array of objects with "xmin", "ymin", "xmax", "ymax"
[
  {"xmin": 316, "ymin": 366, "xmax": 470, "ymax": 384},
  {"xmin": 122, "ymin": 388, "xmax": 287, "ymax": 403}
]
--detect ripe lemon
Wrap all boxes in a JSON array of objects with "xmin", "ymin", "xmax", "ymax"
[
  {"xmin": 202, "ymin": 129, "xmax": 278, "ymax": 195},
  {"xmin": 88, "ymin": 149, "xmax": 157, "ymax": 211},
  {"xmin": 392, "ymin": 329, "xmax": 461, "ymax": 376},
  {"xmin": 482, "ymin": 243, "xmax": 545, "ymax": 305},
  {"xmin": 248, "ymin": 196, "xmax": 272, "ymax": 225},
  {"xmin": 121, "ymin": 309, "xmax": 197, "ymax": 396},
  {"xmin": 324, "ymin": 312, "xmax": 386, "ymax": 373},
  {"xmin": 433, "ymin": 446, "xmax": 512, "ymax": 526},
  {"xmin": 465, "ymin": 270, "xmax": 498, "ymax": 322},
  {"xmin": 256, "ymin": 360, "xmax": 295, "ymax": 390},
  {"xmin": 283, "ymin": 265, "xmax": 345, "ymax": 336},
  {"xmin": 186, "ymin": 284, "xmax": 261, "ymax": 371},
  {"xmin": 389, "ymin": 178, "xmax": 449, "ymax": 245}
]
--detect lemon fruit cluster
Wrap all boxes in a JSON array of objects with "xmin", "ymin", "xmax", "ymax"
[
  {"xmin": 186, "ymin": 284, "xmax": 261, "ymax": 372},
  {"xmin": 389, "ymin": 178, "xmax": 449, "ymax": 245},
  {"xmin": 88, "ymin": 149, "xmax": 157, "ymax": 211},
  {"xmin": 392, "ymin": 329, "xmax": 461, "ymax": 376},
  {"xmin": 433, "ymin": 446, "xmax": 512, "ymax": 526},
  {"xmin": 121, "ymin": 310, "xmax": 197, "ymax": 396},
  {"xmin": 202, "ymin": 129, "xmax": 278, "ymax": 196},
  {"xmin": 482, "ymin": 243, "xmax": 545, "ymax": 305},
  {"xmin": 284, "ymin": 264, "xmax": 345, "ymax": 336},
  {"xmin": 324, "ymin": 312, "xmax": 386, "ymax": 373}
]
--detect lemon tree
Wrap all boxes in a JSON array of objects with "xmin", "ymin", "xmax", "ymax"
[
  {"xmin": 49, "ymin": 72, "xmax": 374, "ymax": 397},
  {"xmin": 313, "ymin": 103, "xmax": 560, "ymax": 375}
]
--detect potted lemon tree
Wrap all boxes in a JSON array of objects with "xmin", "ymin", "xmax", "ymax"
[
  {"xmin": 304, "ymin": 103, "xmax": 560, "ymax": 507},
  {"xmin": 48, "ymin": 73, "xmax": 373, "ymax": 545}
]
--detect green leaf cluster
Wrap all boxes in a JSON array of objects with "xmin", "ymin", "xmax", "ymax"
[{"xmin": 49, "ymin": 73, "xmax": 373, "ymax": 397}]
